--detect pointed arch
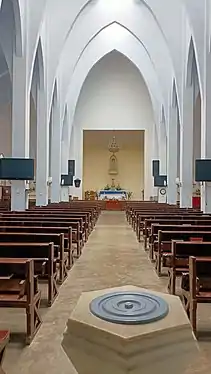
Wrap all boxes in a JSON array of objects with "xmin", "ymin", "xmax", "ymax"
[
  {"xmin": 29, "ymin": 38, "xmax": 45, "ymax": 95},
  {"xmin": 12, "ymin": 0, "xmax": 23, "ymax": 57},
  {"xmin": 64, "ymin": 24, "xmax": 165, "ymax": 143},
  {"xmin": 172, "ymin": 79, "xmax": 178, "ymax": 108},
  {"xmin": 186, "ymin": 37, "xmax": 202, "ymax": 100}
]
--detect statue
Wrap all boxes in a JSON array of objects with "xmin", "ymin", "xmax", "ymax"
[
  {"xmin": 108, "ymin": 134, "xmax": 119, "ymax": 176},
  {"xmin": 109, "ymin": 154, "xmax": 118, "ymax": 175}
]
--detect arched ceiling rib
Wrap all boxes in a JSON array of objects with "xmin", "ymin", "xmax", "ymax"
[
  {"xmin": 43, "ymin": 0, "xmax": 183, "ymax": 121},
  {"xmin": 64, "ymin": 25, "xmax": 163, "ymax": 143},
  {"xmin": 57, "ymin": 1, "xmax": 173, "ymax": 110}
]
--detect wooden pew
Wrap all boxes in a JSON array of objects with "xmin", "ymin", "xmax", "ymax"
[
  {"xmin": 149, "ymin": 224, "xmax": 211, "ymax": 261},
  {"xmin": 0, "ymin": 232, "xmax": 67, "ymax": 284},
  {"xmin": 0, "ymin": 218, "xmax": 82, "ymax": 257},
  {"xmin": 0, "ymin": 225, "xmax": 73, "ymax": 269},
  {"xmin": 156, "ymin": 230, "xmax": 211, "ymax": 276},
  {"xmin": 0, "ymin": 258, "xmax": 42, "ymax": 344},
  {"xmin": 144, "ymin": 218, "xmax": 211, "ymax": 246},
  {"xmin": 137, "ymin": 213, "xmax": 209, "ymax": 240},
  {"xmin": 0, "ymin": 213, "xmax": 85, "ymax": 241},
  {"xmin": 0, "ymin": 242, "xmax": 57, "ymax": 306},
  {"xmin": 181, "ymin": 256, "xmax": 211, "ymax": 337},
  {"xmin": 131, "ymin": 207, "xmax": 201, "ymax": 231},
  {"xmin": 26, "ymin": 210, "xmax": 91, "ymax": 240},
  {"xmin": 168, "ymin": 241, "xmax": 211, "ymax": 295},
  {"xmin": 0, "ymin": 330, "xmax": 9, "ymax": 373}
]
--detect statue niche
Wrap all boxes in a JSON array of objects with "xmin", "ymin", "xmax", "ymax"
[{"xmin": 109, "ymin": 154, "xmax": 118, "ymax": 175}]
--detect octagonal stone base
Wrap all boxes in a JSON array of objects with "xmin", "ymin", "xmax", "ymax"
[{"xmin": 62, "ymin": 286, "xmax": 198, "ymax": 374}]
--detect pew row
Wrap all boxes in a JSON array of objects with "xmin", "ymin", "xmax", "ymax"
[{"xmin": 0, "ymin": 259, "xmax": 42, "ymax": 344}]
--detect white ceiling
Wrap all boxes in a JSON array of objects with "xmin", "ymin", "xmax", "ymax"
[{"xmin": 83, "ymin": 129, "xmax": 144, "ymax": 149}]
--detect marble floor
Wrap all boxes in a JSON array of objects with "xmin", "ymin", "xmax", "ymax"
[{"xmin": 2, "ymin": 211, "xmax": 211, "ymax": 373}]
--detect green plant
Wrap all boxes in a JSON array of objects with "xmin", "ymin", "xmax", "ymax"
[
  {"xmin": 104, "ymin": 184, "xmax": 110, "ymax": 190},
  {"xmin": 116, "ymin": 184, "xmax": 122, "ymax": 191},
  {"xmin": 127, "ymin": 191, "xmax": 133, "ymax": 200}
]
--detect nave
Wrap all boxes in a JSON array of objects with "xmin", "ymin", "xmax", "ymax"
[{"xmin": 2, "ymin": 211, "xmax": 211, "ymax": 374}]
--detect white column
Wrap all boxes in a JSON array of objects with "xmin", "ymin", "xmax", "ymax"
[
  {"xmin": 180, "ymin": 86, "xmax": 194, "ymax": 207},
  {"xmin": 158, "ymin": 121, "xmax": 167, "ymax": 204},
  {"xmin": 36, "ymin": 89, "xmax": 49, "ymax": 206},
  {"xmin": 167, "ymin": 106, "xmax": 178, "ymax": 204},
  {"xmin": 144, "ymin": 127, "xmax": 158, "ymax": 201},
  {"xmin": 60, "ymin": 112, "xmax": 69, "ymax": 201},
  {"xmin": 51, "ymin": 100, "xmax": 61, "ymax": 203},
  {"xmin": 11, "ymin": 55, "xmax": 29, "ymax": 211},
  {"xmin": 159, "ymin": 124, "xmax": 167, "ymax": 175},
  {"xmin": 68, "ymin": 126, "xmax": 75, "ymax": 198},
  {"xmin": 201, "ymin": 44, "xmax": 211, "ymax": 212},
  {"xmin": 74, "ymin": 127, "xmax": 83, "ymax": 199},
  {"xmin": 60, "ymin": 187, "xmax": 69, "ymax": 202}
]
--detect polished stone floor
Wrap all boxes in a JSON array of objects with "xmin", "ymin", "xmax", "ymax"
[{"xmin": 2, "ymin": 211, "xmax": 211, "ymax": 373}]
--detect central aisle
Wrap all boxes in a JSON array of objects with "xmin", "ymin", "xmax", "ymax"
[{"xmin": 5, "ymin": 211, "xmax": 209, "ymax": 374}]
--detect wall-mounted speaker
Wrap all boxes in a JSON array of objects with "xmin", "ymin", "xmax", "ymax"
[
  {"xmin": 61, "ymin": 174, "xmax": 73, "ymax": 186},
  {"xmin": 152, "ymin": 160, "xmax": 160, "ymax": 177},
  {"xmin": 68, "ymin": 160, "xmax": 75, "ymax": 176},
  {"xmin": 154, "ymin": 175, "xmax": 167, "ymax": 187}
]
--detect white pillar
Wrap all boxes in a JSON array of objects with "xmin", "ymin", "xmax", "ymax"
[
  {"xmin": 167, "ymin": 106, "xmax": 178, "ymax": 204},
  {"xmin": 72, "ymin": 127, "xmax": 83, "ymax": 199},
  {"xmin": 11, "ymin": 55, "xmax": 29, "ymax": 211},
  {"xmin": 68, "ymin": 126, "xmax": 76, "ymax": 198},
  {"xmin": 60, "ymin": 186, "xmax": 69, "ymax": 202},
  {"xmin": 201, "ymin": 44, "xmax": 211, "ymax": 212},
  {"xmin": 144, "ymin": 127, "xmax": 158, "ymax": 201},
  {"xmin": 36, "ymin": 89, "xmax": 49, "ymax": 206},
  {"xmin": 60, "ymin": 112, "xmax": 69, "ymax": 201},
  {"xmin": 180, "ymin": 86, "xmax": 194, "ymax": 207},
  {"xmin": 51, "ymin": 99, "xmax": 61, "ymax": 203},
  {"xmin": 159, "ymin": 118, "xmax": 167, "ymax": 176}
]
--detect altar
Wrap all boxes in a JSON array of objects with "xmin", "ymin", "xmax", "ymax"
[{"xmin": 98, "ymin": 190, "xmax": 127, "ymax": 200}]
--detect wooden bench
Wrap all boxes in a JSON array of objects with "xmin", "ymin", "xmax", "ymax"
[
  {"xmin": 0, "ymin": 218, "xmax": 82, "ymax": 257},
  {"xmin": 0, "ymin": 232, "xmax": 67, "ymax": 284},
  {"xmin": 25, "ymin": 210, "xmax": 91, "ymax": 240},
  {"xmin": 149, "ymin": 224, "xmax": 211, "ymax": 262},
  {"xmin": 0, "ymin": 225, "xmax": 73, "ymax": 269},
  {"xmin": 156, "ymin": 230, "xmax": 211, "ymax": 277},
  {"xmin": 144, "ymin": 218, "xmax": 211, "ymax": 247},
  {"xmin": 167, "ymin": 241, "xmax": 211, "ymax": 295},
  {"xmin": 0, "ymin": 258, "xmax": 42, "ymax": 344},
  {"xmin": 137, "ymin": 213, "xmax": 209, "ymax": 241},
  {"xmin": 181, "ymin": 256, "xmax": 211, "ymax": 337},
  {"xmin": 0, "ymin": 330, "xmax": 9, "ymax": 373},
  {"xmin": 0, "ymin": 242, "xmax": 57, "ymax": 306}
]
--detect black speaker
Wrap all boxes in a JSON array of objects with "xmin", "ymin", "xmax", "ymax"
[
  {"xmin": 61, "ymin": 174, "xmax": 73, "ymax": 186},
  {"xmin": 154, "ymin": 175, "xmax": 167, "ymax": 187},
  {"xmin": 152, "ymin": 160, "xmax": 160, "ymax": 177},
  {"xmin": 68, "ymin": 160, "xmax": 75, "ymax": 176}
]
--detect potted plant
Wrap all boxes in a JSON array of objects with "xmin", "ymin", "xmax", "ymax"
[{"xmin": 127, "ymin": 191, "xmax": 133, "ymax": 200}]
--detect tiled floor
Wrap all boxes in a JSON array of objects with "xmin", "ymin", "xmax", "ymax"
[{"xmin": 2, "ymin": 211, "xmax": 211, "ymax": 373}]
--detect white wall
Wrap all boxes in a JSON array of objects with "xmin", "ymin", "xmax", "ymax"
[
  {"xmin": 74, "ymin": 51, "xmax": 153, "ymax": 131},
  {"xmin": 0, "ymin": 102, "xmax": 11, "ymax": 156}
]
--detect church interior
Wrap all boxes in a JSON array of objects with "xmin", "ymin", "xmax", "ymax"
[{"xmin": 1, "ymin": 1, "xmax": 211, "ymax": 373}]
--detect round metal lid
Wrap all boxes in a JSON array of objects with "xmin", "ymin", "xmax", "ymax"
[{"xmin": 89, "ymin": 291, "xmax": 169, "ymax": 325}]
